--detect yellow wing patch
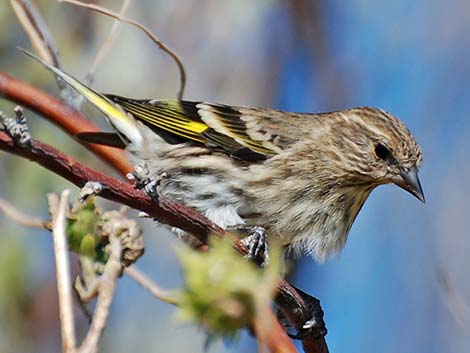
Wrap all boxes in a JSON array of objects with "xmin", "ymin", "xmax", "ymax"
[
  {"xmin": 106, "ymin": 96, "xmax": 209, "ymax": 143},
  {"xmin": 106, "ymin": 96, "xmax": 273, "ymax": 161}
]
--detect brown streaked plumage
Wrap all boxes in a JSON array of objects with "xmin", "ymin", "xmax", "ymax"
[
  {"xmin": 99, "ymin": 98, "xmax": 425, "ymax": 262},
  {"xmin": 26, "ymin": 51, "xmax": 425, "ymax": 262}
]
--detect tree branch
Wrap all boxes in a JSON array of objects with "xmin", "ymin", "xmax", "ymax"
[
  {"xmin": 0, "ymin": 73, "xmax": 329, "ymax": 352},
  {"xmin": 78, "ymin": 235, "xmax": 122, "ymax": 353},
  {"xmin": 0, "ymin": 131, "xmax": 221, "ymax": 243},
  {"xmin": 11, "ymin": 0, "xmax": 60, "ymax": 67},
  {"xmin": 0, "ymin": 71, "xmax": 132, "ymax": 175},
  {"xmin": 49, "ymin": 190, "xmax": 77, "ymax": 353}
]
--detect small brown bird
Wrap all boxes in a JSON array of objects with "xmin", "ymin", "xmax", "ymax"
[{"xmin": 26, "ymin": 51, "xmax": 424, "ymax": 262}]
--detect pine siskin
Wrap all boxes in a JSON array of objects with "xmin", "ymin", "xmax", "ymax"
[{"xmin": 25, "ymin": 51, "xmax": 424, "ymax": 262}]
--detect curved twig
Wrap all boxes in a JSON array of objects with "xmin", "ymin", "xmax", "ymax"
[
  {"xmin": 0, "ymin": 197, "xmax": 49, "ymax": 229},
  {"xmin": 78, "ymin": 235, "xmax": 122, "ymax": 353},
  {"xmin": 85, "ymin": 0, "xmax": 133, "ymax": 85},
  {"xmin": 124, "ymin": 266, "xmax": 177, "ymax": 304},
  {"xmin": 60, "ymin": 0, "xmax": 186, "ymax": 99}
]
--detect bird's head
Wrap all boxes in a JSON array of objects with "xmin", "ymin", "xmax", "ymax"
[{"xmin": 331, "ymin": 107, "xmax": 424, "ymax": 203}]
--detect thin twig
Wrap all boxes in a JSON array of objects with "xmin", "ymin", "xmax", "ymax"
[
  {"xmin": 10, "ymin": 0, "xmax": 60, "ymax": 66},
  {"xmin": 253, "ymin": 307, "xmax": 298, "ymax": 353},
  {"xmin": 85, "ymin": 0, "xmax": 133, "ymax": 85},
  {"xmin": 60, "ymin": 0, "xmax": 186, "ymax": 99},
  {"xmin": 0, "ymin": 197, "xmax": 49, "ymax": 229},
  {"xmin": 78, "ymin": 235, "xmax": 122, "ymax": 353},
  {"xmin": 49, "ymin": 190, "xmax": 77, "ymax": 353},
  {"xmin": 11, "ymin": 0, "xmax": 82, "ymax": 107},
  {"xmin": 124, "ymin": 266, "xmax": 177, "ymax": 304}
]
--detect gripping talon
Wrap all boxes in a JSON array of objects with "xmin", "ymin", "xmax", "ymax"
[
  {"xmin": 237, "ymin": 226, "xmax": 269, "ymax": 266},
  {"xmin": 128, "ymin": 162, "xmax": 166, "ymax": 202}
]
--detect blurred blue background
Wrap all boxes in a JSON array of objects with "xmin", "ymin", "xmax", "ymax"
[{"xmin": 0, "ymin": 1, "xmax": 469, "ymax": 352}]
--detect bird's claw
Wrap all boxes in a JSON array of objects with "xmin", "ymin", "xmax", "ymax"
[
  {"xmin": 239, "ymin": 226, "xmax": 269, "ymax": 266},
  {"xmin": 128, "ymin": 162, "xmax": 166, "ymax": 202}
]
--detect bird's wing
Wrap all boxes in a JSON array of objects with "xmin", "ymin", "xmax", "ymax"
[
  {"xmin": 106, "ymin": 95, "xmax": 296, "ymax": 162},
  {"xmin": 197, "ymin": 103, "xmax": 294, "ymax": 155},
  {"xmin": 20, "ymin": 48, "xmax": 295, "ymax": 162}
]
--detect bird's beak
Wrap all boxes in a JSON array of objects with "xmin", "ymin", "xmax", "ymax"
[{"xmin": 394, "ymin": 167, "xmax": 425, "ymax": 203}]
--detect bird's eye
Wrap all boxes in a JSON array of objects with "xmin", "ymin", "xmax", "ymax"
[{"xmin": 375, "ymin": 143, "xmax": 391, "ymax": 160}]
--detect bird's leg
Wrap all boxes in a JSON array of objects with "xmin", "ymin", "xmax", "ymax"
[
  {"xmin": 127, "ymin": 161, "xmax": 166, "ymax": 202},
  {"xmin": 231, "ymin": 225, "xmax": 269, "ymax": 267},
  {"xmin": 277, "ymin": 286, "xmax": 327, "ymax": 340}
]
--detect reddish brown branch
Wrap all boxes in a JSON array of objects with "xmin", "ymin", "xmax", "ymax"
[
  {"xmin": 276, "ymin": 284, "xmax": 329, "ymax": 353},
  {"xmin": 253, "ymin": 309, "xmax": 299, "ymax": 353},
  {"xmin": 0, "ymin": 72, "xmax": 328, "ymax": 353},
  {"xmin": 0, "ymin": 131, "xmax": 299, "ymax": 352},
  {"xmin": 234, "ymin": 241, "xmax": 329, "ymax": 353},
  {"xmin": 0, "ymin": 72, "xmax": 132, "ymax": 175},
  {"xmin": 0, "ymin": 131, "xmax": 222, "ymax": 241}
]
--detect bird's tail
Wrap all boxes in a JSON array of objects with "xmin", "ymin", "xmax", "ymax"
[{"xmin": 20, "ymin": 47, "xmax": 143, "ymax": 146}]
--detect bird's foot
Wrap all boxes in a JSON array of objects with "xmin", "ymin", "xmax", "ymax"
[
  {"xmin": 0, "ymin": 106, "xmax": 32, "ymax": 147},
  {"xmin": 279, "ymin": 287, "xmax": 327, "ymax": 340},
  {"xmin": 127, "ymin": 161, "xmax": 166, "ymax": 202},
  {"xmin": 236, "ymin": 226, "xmax": 269, "ymax": 267}
]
